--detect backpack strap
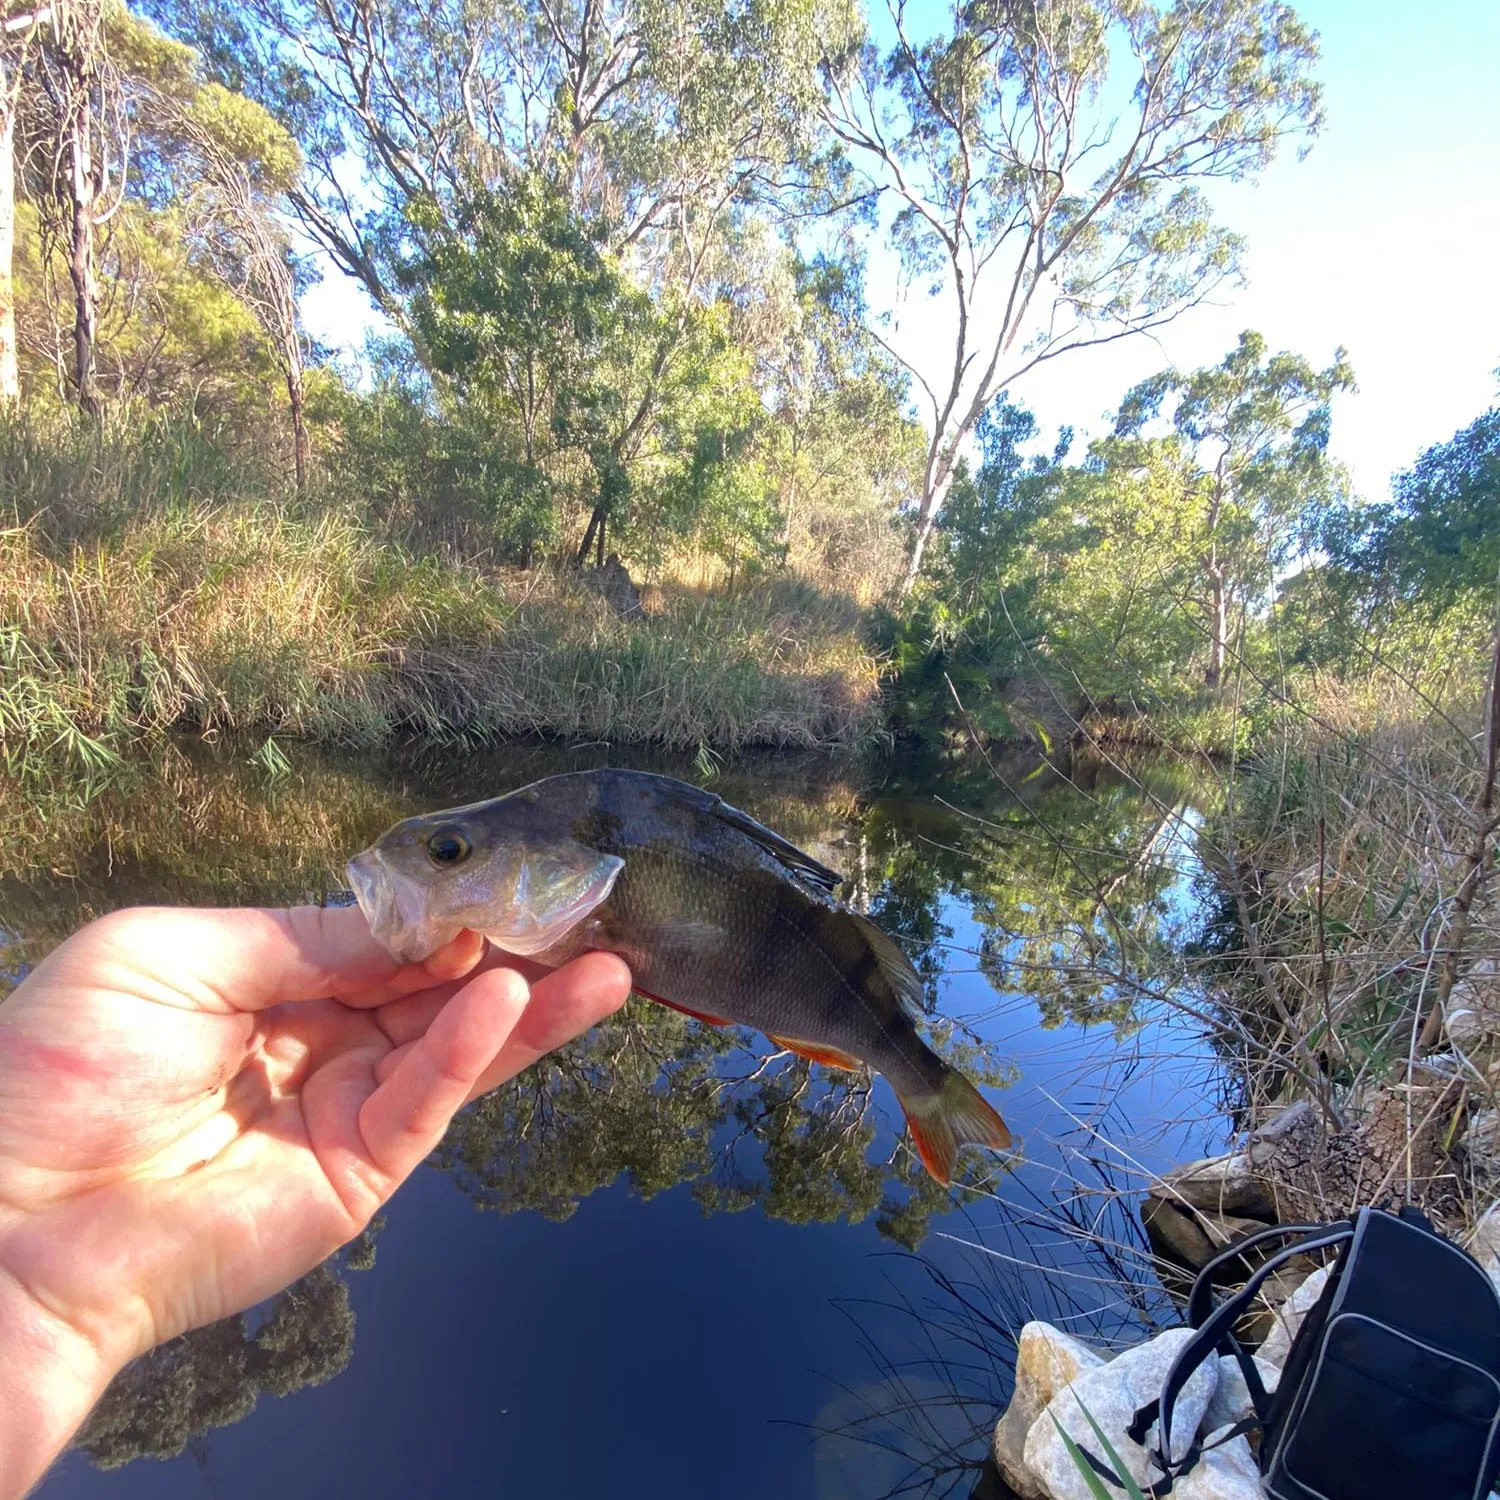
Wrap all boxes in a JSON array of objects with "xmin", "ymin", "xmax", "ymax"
[
  {"xmin": 1081, "ymin": 1416, "xmax": 1261, "ymax": 1496},
  {"xmin": 1185, "ymin": 1221, "xmax": 1333, "ymax": 1327},
  {"xmin": 1141, "ymin": 1222, "xmax": 1355, "ymax": 1474}
]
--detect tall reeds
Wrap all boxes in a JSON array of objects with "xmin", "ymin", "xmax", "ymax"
[{"xmin": 0, "ymin": 412, "xmax": 884, "ymax": 774}]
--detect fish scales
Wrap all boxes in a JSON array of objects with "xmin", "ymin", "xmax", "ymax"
[
  {"xmin": 544, "ymin": 772, "xmax": 944, "ymax": 1100},
  {"xmin": 347, "ymin": 768, "xmax": 1011, "ymax": 1182}
]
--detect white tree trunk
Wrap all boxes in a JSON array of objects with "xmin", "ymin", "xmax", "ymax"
[
  {"xmin": 0, "ymin": 96, "xmax": 17, "ymax": 403},
  {"xmin": 901, "ymin": 466, "xmax": 955, "ymax": 593}
]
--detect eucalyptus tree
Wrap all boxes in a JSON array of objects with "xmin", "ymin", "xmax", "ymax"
[
  {"xmin": 10, "ymin": 5, "xmax": 301, "ymax": 422},
  {"xmin": 166, "ymin": 97, "xmax": 308, "ymax": 485},
  {"xmin": 820, "ymin": 0, "xmax": 1326, "ymax": 587},
  {"xmin": 145, "ymin": 0, "xmax": 856, "ymax": 557},
  {"xmin": 149, "ymin": 0, "xmax": 855, "ymax": 322},
  {"xmin": 1112, "ymin": 329, "xmax": 1353, "ymax": 687},
  {"xmin": 0, "ymin": 3, "xmax": 51, "ymax": 403},
  {"xmin": 23, "ymin": 0, "xmax": 124, "ymax": 411}
]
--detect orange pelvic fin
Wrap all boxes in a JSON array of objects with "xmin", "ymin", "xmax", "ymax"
[
  {"xmin": 769, "ymin": 1034, "xmax": 865, "ymax": 1071},
  {"xmin": 896, "ymin": 1071, "xmax": 1013, "ymax": 1185},
  {"xmin": 636, "ymin": 990, "xmax": 732, "ymax": 1027}
]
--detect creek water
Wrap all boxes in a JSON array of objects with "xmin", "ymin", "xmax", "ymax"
[{"xmin": 8, "ymin": 737, "xmax": 1229, "ymax": 1500}]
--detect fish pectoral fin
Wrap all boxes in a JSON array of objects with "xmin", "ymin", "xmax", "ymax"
[
  {"xmin": 768, "ymin": 1034, "xmax": 865, "ymax": 1071},
  {"xmin": 639, "ymin": 991, "xmax": 734, "ymax": 1027}
]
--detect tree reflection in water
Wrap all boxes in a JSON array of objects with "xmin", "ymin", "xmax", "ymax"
[{"xmin": 0, "ymin": 737, "xmax": 1203, "ymax": 1474}]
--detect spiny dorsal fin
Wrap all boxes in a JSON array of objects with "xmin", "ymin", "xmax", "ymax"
[
  {"xmin": 639, "ymin": 773, "xmax": 845, "ymax": 896},
  {"xmin": 849, "ymin": 911, "xmax": 926, "ymax": 1019},
  {"xmin": 706, "ymin": 796, "xmax": 844, "ymax": 897}
]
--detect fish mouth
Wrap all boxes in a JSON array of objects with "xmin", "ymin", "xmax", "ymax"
[{"xmin": 346, "ymin": 847, "xmax": 439, "ymax": 964}]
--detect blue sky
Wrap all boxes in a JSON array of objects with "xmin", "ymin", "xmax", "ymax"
[{"xmin": 300, "ymin": 0, "xmax": 1500, "ymax": 502}]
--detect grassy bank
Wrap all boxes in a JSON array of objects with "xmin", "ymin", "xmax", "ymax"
[
  {"xmin": 1206, "ymin": 672, "xmax": 1498, "ymax": 1090},
  {"xmin": 0, "ymin": 421, "xmax": 883, "ymax": 776}
]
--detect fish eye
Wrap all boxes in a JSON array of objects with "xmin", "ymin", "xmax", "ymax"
[{"xmin": 425, "ymin": 829, "xmax": 472, "ymax": 868}]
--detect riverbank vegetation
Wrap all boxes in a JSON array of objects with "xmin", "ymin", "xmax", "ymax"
[
  {"xmin": 0, "ymin": 0, "xmax": 1354, "ymax": 774},
  {"xmin": 2, "ymin": 411, "xmax": 881, "ymax": 767}
]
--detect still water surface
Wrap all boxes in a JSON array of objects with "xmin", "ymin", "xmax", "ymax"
[{"xmin": 8, "ymin": 738, "xmax": 1228, "ymax": 1500}]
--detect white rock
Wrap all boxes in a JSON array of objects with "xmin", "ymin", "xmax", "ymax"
[
  {"xmin": 1258, "ymin": 1266, "xmax": 1332, "ymax": 1367},
  {"xmin": 1468, "ymin": 1204, "xmax": 1500, "ymax": 1300},
  {"xmin": 1023, "ymin": 1328, "xmax": 1218, "ymax": 1498},
  {"xmin": 1421, "ymin": 1049, "xmax": 1462, "ymax": 1076},
  {"xmin": 1444, "ymin": 1006, "xmax": 1485, "ymax": 1047},
  {"xmin": 1200, "ymin": 1353, "xmax": 1281, "ymax": 1434},
  {"xmin": 1467, "ymin": 1110, "xmax": 1500, "ymax": 1172},
  {"xmin": 992, "ymin": 1324, "xmax": 1109, "ymax": 1499},
  {"xmin": 1172, "ymin": 1426, "xmax": 1265, "ymax": 1500}
]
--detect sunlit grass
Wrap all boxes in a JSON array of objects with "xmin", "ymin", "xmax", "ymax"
[{"xmin": 0, "ymin": 416, "xmax": 884, "ymax": 777}]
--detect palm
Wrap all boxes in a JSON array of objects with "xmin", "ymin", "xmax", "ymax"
[{"xmin": 0, "ymin": 905, "xmax": 629, "ymax": 1374}]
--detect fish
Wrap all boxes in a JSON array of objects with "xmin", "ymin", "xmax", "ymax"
[{"xmin": 346, "ymin": 768, "xmax": 1012, "ymax": 1183}]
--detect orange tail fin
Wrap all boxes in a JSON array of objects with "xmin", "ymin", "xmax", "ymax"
[{"xmin": 896, "ymin": 1070, "xmax": 1012, "ymax": 1184}]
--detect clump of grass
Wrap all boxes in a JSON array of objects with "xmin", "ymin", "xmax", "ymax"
[
  {"xmin": 0, "ymin": 424, "xmax": 883, "ymax": 777},
  {"xmin": 1209, "ymin": 670, "xmax": 1497, "ymax": 1091}
]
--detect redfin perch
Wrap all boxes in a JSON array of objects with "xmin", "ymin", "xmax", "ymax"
[{"xmin": 347, "ymin": 769, "xmax": 1012, "ymax": 1183}]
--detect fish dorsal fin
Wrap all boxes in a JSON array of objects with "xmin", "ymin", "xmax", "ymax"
[
  {"xmin": 706, "ymin": 795, "xmax": 844, "ymax": 897},
  {"xmin": 849, "ymin": 911, "xmax": 926, "ymax": 1019}
]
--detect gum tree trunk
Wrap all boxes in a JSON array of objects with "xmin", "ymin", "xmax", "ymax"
[
  {"xmin": 287, "ymin": 364, "xmax": 308, "ymax": 493},
  {"xmin": 1205, "ymin": 563, "xmax": 1228, "ymax": 689},
  {"xmin": 0, "ymin": 100, "xmax": 17, "ymax": 402},
  {"xmin": 64, "ymin": 82, "xmax": 99, "ymax": 414}
]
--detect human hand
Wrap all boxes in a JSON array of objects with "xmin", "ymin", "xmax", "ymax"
[{"xmin": 0, "ymin": 905, "xmax": 631, "ymax": 1497}]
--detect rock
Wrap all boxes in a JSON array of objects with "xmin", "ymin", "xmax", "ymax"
[
  {"xmin": 1450, "ymin": 966, "xmax": 1500, "ymax": 1026},
  {"xmin": 991, "ymin": 1324, "xmax": 1108, "ymax": 1500},
  {"xmin": 1417, "ymin": 1049, "xmax": 1462, "ymax": 1076},
  {"xmin": 1258, "ymin": 1266, "xmax": 1332, "ymax": 1367},
  {"xmin": 1142, "ymin": 1196, "xmax": 1218, "ymax": 1267},
  {"xmin": 1144, "ymin": 1194, "xmax": 1274, "ymax": 1271},
  {"xmin": 591, "ymin": 553, "xmax": 643, "ymax": 618},
  {"xmin": 1023, "ymin": 1328, "xmax": 1218, "ymax": 1497},
  {"xmin": 1443, "ymin": 1003, "xmax": 1486, "ymax": 1048},
  {"xmin": 1235, "ymin": 1260, "xmax": 1319, "ymax": 1346},
  {"xmin": 1468, "ymin": 1204, "xmax": 1500, "ymax": 1299},
  {"xmin": 1171, "ymin": 1427, "xmax": 1265, "ymax": 1500},
  {"xmin": 1466, "ymin": 1109, "xmax": 1500, "ymax": 1173},
  {"xmin": 1201, "ymin": 1353, "xmax": 1280, "ymax": 1433},
  {"xmin": 1152, "ymin": 1152, "xmax": 1278, "ymax": 1222}
]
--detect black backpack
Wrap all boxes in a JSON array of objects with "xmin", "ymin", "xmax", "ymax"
[{"xmin": 1123, "ymin": 1206, "xmax": 1500, "ymax": 1499}]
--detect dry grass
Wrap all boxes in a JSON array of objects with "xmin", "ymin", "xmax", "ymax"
[
  {"xmin": 0, "ymin": 502, "xmax": 883, "ymax": 776},
  {"xmin": 1181, "ymin": 652, "xmax": 1500, "ymax": 1234}
]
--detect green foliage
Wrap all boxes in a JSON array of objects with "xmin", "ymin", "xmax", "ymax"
[
  {"xmin": 884, "ymin": 334, "xmax": 1358, "ymax": 754},
  {"xmin": 320, "ymin": 368, "xmax": 563, "ymax": 562},
  {"xmin": 399, "ymin": 176, "xmax": 773, "ymax": 568},
  {"xmin": 77, "ymin": 1264, "xmax": 357, "ymax": 1469},
  {"xmin": 878, "ymin": 396, "xmax": 1067, "ymax": 746},
  {"xmin": 1322, "ymin": 405, "xmax": 1500, "ymax": 617}
]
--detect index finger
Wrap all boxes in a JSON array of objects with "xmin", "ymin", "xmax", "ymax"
[{"xmin": 63, "ymin": 905, "xmax": 485, "ymax": 1014}]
